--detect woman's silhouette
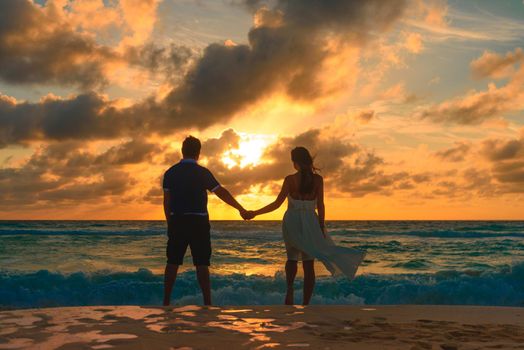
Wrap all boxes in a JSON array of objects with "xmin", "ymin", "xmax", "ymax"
[{"xmin": 249, "ymin": 147, "xmax": 364, "ymax": 305}]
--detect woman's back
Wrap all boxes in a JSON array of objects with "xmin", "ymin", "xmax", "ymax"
[{"xmin": 287, "ymin": 173, "xmax": 322, "ymax": 201}]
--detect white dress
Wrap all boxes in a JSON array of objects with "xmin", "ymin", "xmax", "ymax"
[{"xmin": 282, "ymin": 196, "xmax": 365, "ymax": 280}]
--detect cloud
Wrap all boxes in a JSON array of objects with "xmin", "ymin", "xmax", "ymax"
[
  {"xmin": 406, "ymin": 0, "xmax": 524, "ymax": 43},
  {"xmin": 202, "ymin": 128, "xmax": 241, "ymax": 156},
  {"xmin": 0, "ymin": 0, "xmax": 409, "ymax": 146},
  {"xmin": 118, "ymin": 0, "xmax": 162, "ymax": 47},
  {"xmin": 0, "ymin": 93, "xmax": 121, "ymax": 146},
  {"xmin": 0, "ymin": 138, "xmax": 160, "ymax": 207},
  {"xmin": 125, "ymin": 44, "xmax": 195, "ymax": 81},
  {"xmin": 334, "ymin": 152, "xmax": 412, "ymax": 197},
  {"xmin": 0, "ymin": 0, "xmax": 185, "ymax": 90},
  {"xmin": 478, "ymin": 135, "xmax": 524, "ymax": 193},
  {"xmin": 160, "ymin": 0, "xmax": 408, "ymax": 125},
  {"xmin": 38, "ymin": 170, "xmax": 133, "ymax": 202},
  {"xmin": 0, "ymin": 0, "xmax": 117, "ymax": 89},
  {"xmin": 380, "ymin": 82, "xmax": 420, "ymax": 103},
  {"xmin": 195, "ymin": 128, "xmax": 359, "ymax": 194},
  {"xmin": 352, "ymin": 110, "xmax": 376, "ymax": 124},
  {"xmin": 435, "ymin": 141, "xmax": 471, "ymax": 162},
  {"xmin": 8, "ymin": 126, "xmax": 523, "ymax": 211},
  {"xmin": 403, "ymin": 32, "xmax": 424, "ymax": 53},
  {"xmin": 94, "ymin": 139, "xmax": 163, "ymax": 165},
  {"xmin": 481, "ymin": 138, "xmax": 523, "ymax": 162},
  {"xmin": 193, "ymin": 127, "xmax": 425, "ymax": 199},
  {"xmin": 416, "ymin": 48, "xmax": 524, "ymax": 125},
  {"xmin": 471, "ymin": 48, "xmax": 524, "ymax": 79}
]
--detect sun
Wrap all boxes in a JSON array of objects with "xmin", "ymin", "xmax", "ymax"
[{"xmin": 221, "ymin": 133, "xmax": 275, "ymax": 168}]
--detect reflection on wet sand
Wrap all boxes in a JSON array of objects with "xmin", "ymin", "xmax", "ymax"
[{"xmin": 2, "ymin": 305, "xmax": 524, "ymax": 349}]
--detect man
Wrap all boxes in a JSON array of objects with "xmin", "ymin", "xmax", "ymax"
[{"xmin": 162, "ymin": 136, "xmax": 249, "ymax": 306}]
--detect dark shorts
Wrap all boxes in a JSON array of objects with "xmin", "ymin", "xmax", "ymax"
[{"xmin": 166, "ymin": 215, "xmax": 211, "ymax": 266}]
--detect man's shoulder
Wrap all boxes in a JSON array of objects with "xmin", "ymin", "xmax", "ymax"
[
  {"xmin": 164, "ymin": 164, "xmax": 178, "ymax": 174},
  {"xmin": 163, "ymin": 163, "xmax": 183, "ymax": 179},
  {"xmin": 196, "ymin": 164, "xmax": 212, "ymax": 173},
  {"xmin": 165, "ymin": 162, "xmax": 211, "ymax": 176}
]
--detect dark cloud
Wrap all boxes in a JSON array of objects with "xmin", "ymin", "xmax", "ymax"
[
  {"xmin": 202, "ymin": 129, "xmax": 241, "ymax": 156},
  {"xmin": 0, "ymin": 0, "xmax": 408, "ymax": 146},
  {"xmin": 0, "ymin": 0, "xmax": 116, "ymax": 89},
  {"xmin": 0, "ymin": 0, "xmax": 196, "ymax": 91},
  {"xmin": 461, "ymin": 168, "xmax": 495, "ymax": 197},
  {"xmin": 335, "ymin": 152, "xmax": 411, "ymax": 197},
  {"xmin": 143, "ymin": 185, "xmax": 164, "ymax": 205},
  {"xmin": 481, "ymin": 138, "xmax": 523, "ymax": 161},
  {"xmin": 38, "ymin": 170, "xmax": 133, "ymax": 202},
  {"xmin": 353, "ymin": 110, "xmax": 375, "ymax": 124},
  {"xmin": 431, "ymin": 180, "xmax": 460, "ymax": 198},
  {"xmin": 412, "ymin": 173, "xmax": 432, "ymax": 183},
  {"xmin": 491, "ymin": 161, "xmax": 524, "ymax": 184},
  {"xmin": 435, "ymin": 142, "xmax": 471, "ymax": 162},
  {"xmin": 125, "ymin": 43, "xmax": 195, "ymax": 81},
  {"xmin": 0, "ymin": 139, "xmax": 159, "ymax": 207},
  {"xmin": 479, "ymin": 135, "xmax": 524, "ymax": 193},
  {"xmin": 163, "ymin": 0, "xmax": 407, "ymax": 124},
  {"xmin": 95, "ymin": 140, "xmax": 163, "ymax": 165},
  {"xmin": 0, "ymin": 93, "xmax": 122, "ymax": 146}
]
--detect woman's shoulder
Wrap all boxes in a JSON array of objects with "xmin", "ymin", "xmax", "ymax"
[{"xmin": 314, "ymin": 173, "xmax": 323, "ymax": 181}]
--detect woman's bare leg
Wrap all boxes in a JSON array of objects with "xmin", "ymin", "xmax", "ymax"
[
  {"xmin": 302, "ymin": 260, "xmax": 315, "ymax": 305},
  {"xmin": 285, "ymin": 260, "xmax": 298, "ymax": 305}
]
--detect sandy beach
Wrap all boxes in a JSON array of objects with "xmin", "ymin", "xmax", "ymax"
[{"xmin": 1, "ymin": 305, "xmax": 523, "ymax": 349}]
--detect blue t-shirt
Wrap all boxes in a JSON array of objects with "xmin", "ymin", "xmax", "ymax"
[{"xmin": 162, "ymin": 159, "xmax": 220, "ymax": 216}]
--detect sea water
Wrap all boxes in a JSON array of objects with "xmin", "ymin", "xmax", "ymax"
[{"xmin": 1, "ymin": 220, "xmax": 523, "ymax": 308}]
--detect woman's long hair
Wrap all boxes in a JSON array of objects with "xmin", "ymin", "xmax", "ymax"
[{"xmin": 291, "ymin": 147, "xmax": 317, "ymax": 195}]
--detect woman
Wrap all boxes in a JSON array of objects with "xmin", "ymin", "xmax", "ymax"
[{"xmin": 249, "ymin": 147, "xmax": 365, "ymax": 305}]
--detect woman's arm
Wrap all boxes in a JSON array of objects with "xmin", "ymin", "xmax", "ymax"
[
  {"xmin": 316, "ymin": 176, "xmax": 326, "ymax": 235},
  {"xmin": 253, "ymin": 177, "xmax": 290, "ymax": 217}
]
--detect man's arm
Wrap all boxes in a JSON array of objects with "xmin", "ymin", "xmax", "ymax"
[
  {"xmin": 163, "ymin": 190, "xmax": 171, "ymax": 222},
  {"xmin": 213, "ymin": 186, "xmax": 247, "ymax": 217}
]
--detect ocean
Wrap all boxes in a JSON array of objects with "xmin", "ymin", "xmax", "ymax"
[{"xmin": 1, "ymin": 220, "xmax": 523, "ymax": 308}]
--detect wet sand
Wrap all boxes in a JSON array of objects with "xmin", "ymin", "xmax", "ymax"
[{"xmin": 1, "ymin": 305, "xmax": 524, "ymax": 349}]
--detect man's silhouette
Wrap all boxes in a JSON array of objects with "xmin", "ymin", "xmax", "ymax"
[{"xmin": 162, "ymin": 136, "xmax": 248, "ymax": 305}]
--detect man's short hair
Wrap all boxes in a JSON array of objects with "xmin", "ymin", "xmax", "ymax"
[{"xmin": 182, "ymin": 136, "xmax": 201, "ymax": 158}]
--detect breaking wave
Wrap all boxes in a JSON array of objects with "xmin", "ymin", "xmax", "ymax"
[{"xmin": 1, "ymin": 262, "xmax": 523, "ymax": 309}]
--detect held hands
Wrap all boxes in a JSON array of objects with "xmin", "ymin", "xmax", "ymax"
[{"xmin": 239, "ymin": 208, "xmax": 256, "ymax": 220}]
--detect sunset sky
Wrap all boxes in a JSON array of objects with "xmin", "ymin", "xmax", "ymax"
[{"xmin": 1, "ymin": 0, "xmax": 524, "ymax": 220}]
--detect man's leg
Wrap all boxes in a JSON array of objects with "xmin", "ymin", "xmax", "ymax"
[
  {"xmin": 190, "ymin": 216, "xmax": 212, "ymax": 305},
  {"xmin": 285, "ymin": 260, "xmax": 298, "ymax": 305},
  {"xmin": 302, "ymin": 260, "xmax": 315, "ymax": 305},
  {"xmin": 195, "ymin": 265, "xmax": 212, "ymax": 305},
  {"xmin": 163, "ymin": 263, "xmax": 179, "ymax": 306},
  {"xmin": 164, "ymin": 221, "xmax": 187, "ymax": 306}
]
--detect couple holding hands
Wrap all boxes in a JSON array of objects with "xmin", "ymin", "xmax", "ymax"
[{"xmin": 162, "ymin": 136, "xmax": 364, "ymax": 306}]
